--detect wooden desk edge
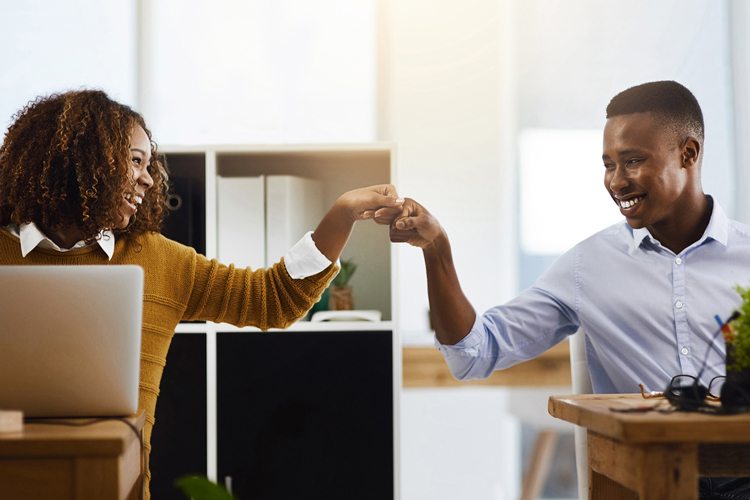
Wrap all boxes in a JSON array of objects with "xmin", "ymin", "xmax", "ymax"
[
  {"xmin": 403, "ymin": 341, "xmax": 571, "ymax": 388},
  {"xmin": 548, "ymin": 394, "xmax": 750, "ymax": 444},
  {"xmin": 0, "ymin": 410, "xmax": 146, "ymax": 457}
]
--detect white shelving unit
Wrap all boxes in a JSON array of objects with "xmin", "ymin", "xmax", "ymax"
[{"xmin": 157, "ymin": 143, "xmax": 400, "ymax": 500}]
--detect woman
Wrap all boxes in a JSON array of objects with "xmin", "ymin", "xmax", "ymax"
[{"xmin": 0, "ymin": 89, "xmax": 402, "ymax": 498}]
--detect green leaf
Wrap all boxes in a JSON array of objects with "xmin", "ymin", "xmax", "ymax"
[
  {"xmin": 175, "ymin": 475, "xmax": 236, "ymax": 500},
  {"xmin": 729, "ymin": 284, "xmax": 750, "ymax": 372},
  {"xmin": 332, "ymin": 259, "xmax": 357, "ymax": 287}
]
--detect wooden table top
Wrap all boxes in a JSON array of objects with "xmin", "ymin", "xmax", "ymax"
[
  {"xmin": 0, "ymin": 411, "xmax": 146, "ymax": 457},
  {"xmin": 548, "ymin": 394, "xmax": 750, "ymax": 444},
  {"xmin": 403, "ymin": 341, "xmax": 571, "ymax": 388}
]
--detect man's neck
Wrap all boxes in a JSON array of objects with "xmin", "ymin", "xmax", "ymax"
[{"xmin": 648, "ymin": 194, "xmax": 712, "ymax": 254}]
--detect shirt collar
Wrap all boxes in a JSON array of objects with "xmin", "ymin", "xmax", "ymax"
[
  {"xmin": 631, "ymin": 196, "xmax": 728, "ymax": 252},
  {"xmin": 18, "ymin": 222, "xmax": 115, "ymax": 260}
]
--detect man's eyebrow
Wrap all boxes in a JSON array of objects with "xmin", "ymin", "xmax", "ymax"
[
  {"xmin": 602, "ymin": 148, "xmax": 645, "ymax": 161},
  {"xmin": 616, "ymin": 148, "xmax": 645, "ymax": 157}
]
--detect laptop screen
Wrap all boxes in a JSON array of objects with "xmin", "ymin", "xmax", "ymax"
[{"xmin": 0, "ymin": 265, "xmax": 143, "ymax": 417}]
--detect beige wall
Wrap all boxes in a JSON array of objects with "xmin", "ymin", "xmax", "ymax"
[{"xmin": 379, "ymin": 0, "xmax": 519, "ymax": 341}]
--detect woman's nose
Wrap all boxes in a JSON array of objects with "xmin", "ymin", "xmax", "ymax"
[{"xmin": 137, "ymin": 167, "xmax": 154, "ymax": 190}]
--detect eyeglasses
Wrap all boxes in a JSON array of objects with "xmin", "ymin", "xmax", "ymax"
[{"xmin": 664, "ymin": 374, "xmax": 725, "ymax": 413}]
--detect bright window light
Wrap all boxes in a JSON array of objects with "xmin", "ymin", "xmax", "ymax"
[{"xmin": 519, "ymin": 128, "xmax": 622, "ymax": 255}]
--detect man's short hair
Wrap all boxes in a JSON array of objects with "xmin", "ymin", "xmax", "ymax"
[{"xmin": 606, "ymin": 81, "xmax": 704, "ymax": 143}]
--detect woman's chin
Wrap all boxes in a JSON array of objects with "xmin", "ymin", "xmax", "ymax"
[{"xmin": 115, "ymin": 214, "xmax": 132, "ymax": 230}]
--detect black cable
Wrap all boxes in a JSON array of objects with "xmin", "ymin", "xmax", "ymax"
[
  {"xmin": 696, "ymin": 311, "xmax": 741, "ymax": 382},
  {"xmin": 666, "ymin": 312, "xmax": 742, "ymax": 412}
]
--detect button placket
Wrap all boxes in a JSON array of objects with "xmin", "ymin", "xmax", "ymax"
[{"xmin": 673, "ymin": 254, "xmax": 693, "ymax": 370}]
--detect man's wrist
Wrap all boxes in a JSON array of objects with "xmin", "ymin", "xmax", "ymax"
[{"xmin": 423, "ymin": 230, "xmax": 449, "ymax": 258}]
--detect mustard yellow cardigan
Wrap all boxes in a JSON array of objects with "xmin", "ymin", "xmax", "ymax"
[{"xmin": 0, "ymin": 229, "xmax": 337, "ymax": 498}]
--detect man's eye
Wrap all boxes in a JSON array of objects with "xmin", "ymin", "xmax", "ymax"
[{"xmin": 626, "ymin": 158, "xmax": 643, "ymax": 166}]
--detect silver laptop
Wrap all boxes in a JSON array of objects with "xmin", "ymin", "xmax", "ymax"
[{"xmin": 0, "ymin": 265, "xmax": 143, "ymax": 417}]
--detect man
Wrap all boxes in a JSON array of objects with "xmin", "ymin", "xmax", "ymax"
[{"xmin": 391, "ymin": 81, "xmax": 750, "ymax": 499}]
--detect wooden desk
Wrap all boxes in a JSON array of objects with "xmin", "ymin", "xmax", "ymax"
[
  {"xmin": 403, "ymin": 341, "xmax": 571, "ymax": 388},
  {"xmin": 0, "ymin": 411, "xmax": 145, "ymax": 500},
  {"xmin": 548, "ymin": 394, "xmax": 750, "ymax": 500}
]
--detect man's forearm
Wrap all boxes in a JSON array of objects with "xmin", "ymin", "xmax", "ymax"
[{"xmin": 423, "ymin": 232, "xmax": 476, "ymax": 345}]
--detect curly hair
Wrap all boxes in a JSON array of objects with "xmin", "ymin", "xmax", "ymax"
[{"xmin": 0, "ymin": 89, "xmax": 169, "ymax": 243}]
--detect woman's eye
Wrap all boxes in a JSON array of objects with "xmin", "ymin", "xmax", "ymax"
[{"xmin": 132, "ymin": 157, "xmax": 142, "ymax": 165}]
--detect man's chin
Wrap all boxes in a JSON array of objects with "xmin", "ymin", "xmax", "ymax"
[{"xmin": 624, "ymin": 217, "xmax": 645, "ymax": 229}]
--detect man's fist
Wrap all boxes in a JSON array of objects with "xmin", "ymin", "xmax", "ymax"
[{"xmin": 390, "ymin": 198, "xmax": 444, "ymax": 249}]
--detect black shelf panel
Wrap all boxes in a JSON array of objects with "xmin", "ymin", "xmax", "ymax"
[
  {"xmin": 150, "ymin": 333, "xmax": 208, "ymax": 499},
  {"xmin": 161, "ymin": 153, "xmax": 206, "ymax": 255},
  {"xmin": 217, "ymin": 330, "xmax": 394, "ymax": 500}
]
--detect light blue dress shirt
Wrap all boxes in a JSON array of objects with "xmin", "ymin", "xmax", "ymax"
[{"xmin": 439, "ymin": 198, "xmax": 750, "ymax": 394}]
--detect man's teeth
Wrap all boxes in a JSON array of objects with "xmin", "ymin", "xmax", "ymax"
[{"xmin": 619, "ymin": 196, "xmax": 644, "ymax": 209}]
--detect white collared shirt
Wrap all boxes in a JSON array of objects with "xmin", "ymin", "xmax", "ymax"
[
  {"xmin": 5, "ymin": 224, "xmax": 332, "ymax": 279},
  {"xmin": 9, "ymin": 222, "xmax": 116, "ymax": 259}
]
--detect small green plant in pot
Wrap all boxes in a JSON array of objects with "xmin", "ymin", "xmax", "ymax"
[
  {"xmin": 329, "ymin": 259, "xmax": 357, "ymax": 310},
  {"xmin": 722, "ymin": 285, "xmax": 750, "ymax": 408},
  {"xmin": 175, "ymin": 475, "xmax": 236, "ymax": 500}
]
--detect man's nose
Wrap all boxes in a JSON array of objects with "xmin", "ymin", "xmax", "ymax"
[{"xmin": 608, "ymin": 165, "xmax": 629, "ymax": 193}]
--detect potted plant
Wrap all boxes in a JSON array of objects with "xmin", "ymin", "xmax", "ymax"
[
  {"xmin": 176, "ymin": 475, "xmax": 236, "ymax": 500},
  {"xmin": 328, "ymin": 259, "xmax": 357, "ymax": 310},
  {"xmin": 721, "ymin": 285, "xmax": 750, "ymax": 408}
]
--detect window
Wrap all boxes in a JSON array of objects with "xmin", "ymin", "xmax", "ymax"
[{"xmin": 518, "ymin": 128, "xmax": 621, "ymax": 288}]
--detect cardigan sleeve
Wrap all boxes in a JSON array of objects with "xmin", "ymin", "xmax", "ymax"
[{"xmin": 182, "ymin": 253, "xmax": 338, "ymax": 329}]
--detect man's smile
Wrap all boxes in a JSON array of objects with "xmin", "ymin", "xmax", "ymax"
[{"xmin": 616, "ymin": 195, "xmax": 645, "ymax": 210}]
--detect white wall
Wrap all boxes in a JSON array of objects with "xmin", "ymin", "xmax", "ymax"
[
  {"xmin": 729, "ymin": 0, "xmax": 750, "ymax": 223},
  {"xmin": 401, "ymin": 388, "xmax": 520, "ymax": 500},
  {"xmin": 379, "ymin": 1, "xmax": 523, "ymax": 499},
  {"xmin": 516, "ymin": 0, "xmax": 736, "ymax": 217},
  {"xmin": 0, "ymin": 0, "xmax": 137, "ymax": 130},
  {"xmin": 380, "ymin": 0, "xmax": 518, "ymax": 342},
  {"xmin": 139, "ymin": 0, "xmax": 377, "ymax": 144}
]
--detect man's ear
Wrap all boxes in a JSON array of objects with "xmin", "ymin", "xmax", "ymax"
[{"xmin": 681, "ymin": 137, "xmax": 701, "ymax": 168}]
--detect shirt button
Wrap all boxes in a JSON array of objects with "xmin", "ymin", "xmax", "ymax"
[
  {"xmin": 675, "ymin": 300, "xmax": 684, "ymax": 309},
  {"xmin": 675, "ymin": 257, "xmax": 683, "ymax": 265},
  {"xmin": 680, "ymin": 346, "xmax": 690, "ymax": 356}
]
